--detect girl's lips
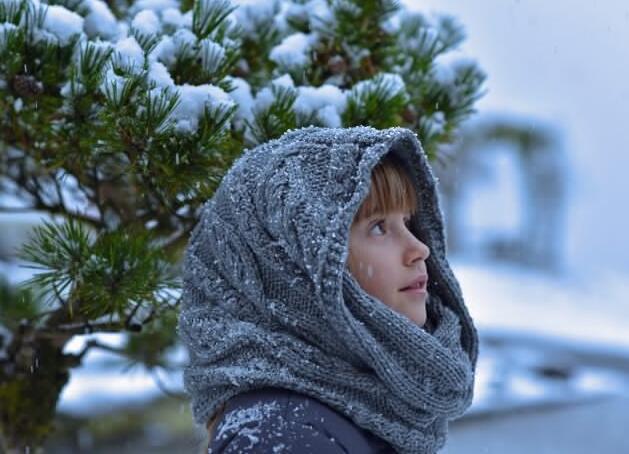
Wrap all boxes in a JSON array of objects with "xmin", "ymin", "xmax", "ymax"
[
  {"xmin": 400, "ymin": 274, "xmax": 428, "ymax": 292},
  {"xmin": 401, "ymin": 286, "xmax": 427, "ymax": 295}
]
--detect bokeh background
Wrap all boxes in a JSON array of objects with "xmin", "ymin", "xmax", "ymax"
[{"xmin": 412, "ymin": 2, "xmax": 629, "ymax": 451}]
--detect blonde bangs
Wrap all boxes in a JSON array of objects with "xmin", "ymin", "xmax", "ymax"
[{"xmin": 354, "ymin": 155, "xmax": 417, "ymax": 222}]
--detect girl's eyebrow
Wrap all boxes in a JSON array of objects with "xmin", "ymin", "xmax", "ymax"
[
  {"xmin": 360, "ymin": 212, "xmax": 411, "ymax": 228},
  {"xmin": 368, "ymin": 210, "xmax": 412, "ymax": 219}
]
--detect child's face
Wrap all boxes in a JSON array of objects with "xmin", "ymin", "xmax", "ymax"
[{"xmin": 347, "ymin": 210, "xmax": 430, "ymax": 327}]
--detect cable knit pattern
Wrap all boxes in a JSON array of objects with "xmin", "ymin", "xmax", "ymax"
[{"xmin": 178, "ymin": 126, "xmax": 478, "ymax": 453}]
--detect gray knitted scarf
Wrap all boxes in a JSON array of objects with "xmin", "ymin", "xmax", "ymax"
[{"xmin": 178, "ymin": 126, "xmax": 478, "ymax": 453}]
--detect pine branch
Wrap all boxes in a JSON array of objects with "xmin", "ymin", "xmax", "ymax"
[
  {"xmin": 246, "ymin": 85, "xmax": 297, "ymax": 145},
  {"xmin": 38, "ymin": 321, "xmax": 136, "ymax": 338},
  {"xmin": 192, "ymin": 0, "xmax": 236, "ymax": 40}
]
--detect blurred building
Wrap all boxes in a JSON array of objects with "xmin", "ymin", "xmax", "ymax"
[{"xmin": 434, "ymin": 114, "xmax": 567, "ymax": 271}]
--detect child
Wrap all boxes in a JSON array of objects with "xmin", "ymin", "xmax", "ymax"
[{"xmin": 178, "ymin": 126, "xmax": 478, "ymax": 453}]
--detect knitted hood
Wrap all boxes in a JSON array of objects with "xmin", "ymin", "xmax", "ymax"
[{"xmin": 178, "ymin": 126, "xmax": 478, "ymax": 453}]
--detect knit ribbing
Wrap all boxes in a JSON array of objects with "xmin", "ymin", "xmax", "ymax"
[{"xmin": 178, "ymin": 126, "xmax": 478, "ymax": 453}]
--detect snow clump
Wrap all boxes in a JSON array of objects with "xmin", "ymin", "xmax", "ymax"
[
  {"xmin": 41, "ymin": 4, "xmax": 84, "ymax": 46},
  {"xmin": 131, "ymin": 9, "xmax": 162, "ymax": 36},
  {"xmin": 269, "ymin": 32, "xmax": 317, "ymax": 69},
  {"xmin": 82, "ymin": 0, "xmax": 119, "ymax": 40}
]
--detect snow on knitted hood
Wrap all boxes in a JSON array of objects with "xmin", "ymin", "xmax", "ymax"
[{"xmin": 178, "ymin": 126, "xmax": 478, "ymax": 453}]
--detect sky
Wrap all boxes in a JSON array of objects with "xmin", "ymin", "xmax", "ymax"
[{"xmin": 404, "ymin": 0, "xmax": 629, "ymax": 277}]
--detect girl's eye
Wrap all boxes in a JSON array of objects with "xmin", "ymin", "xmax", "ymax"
[
  {"xmin": 370, "ymin": 220, "xmax": 386, "ymax": 235},
  {"xmin": 369, "ymin": 216, "xmax": 411, "ymax": 235}
]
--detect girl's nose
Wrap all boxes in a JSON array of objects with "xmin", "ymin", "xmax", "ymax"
[{"xmin": 405, "ymin": 235, "xmax": 430, "ymax": 266}]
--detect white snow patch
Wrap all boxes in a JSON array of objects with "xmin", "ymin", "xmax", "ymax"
[
  {"xmin": 270, "ymin": 73, "xmax": 294, "ymax": 90},
  {"xmin": 316, "ymin": 104, "xmax": 342, "ymax": 127},
  {"xmin": 100, "ymin": 67, "xmax": 128, "ymax": 100},
  {"xmin": 294, "ymin": 84, "xmax": 347, "ymax": 127},
  {"xmin": 83, "ymin": 0, "xmax": 118, "ymax": 40},
  {"xmin": 225, "ymin": 76, "xmax": 255, "ymax": 125},
  {"xmin": 42, "ymin": 4, "xmax": 84, "ymax": 46},
  {"xmin": 305, "ymin": 0, "xmax": 334, "ymax": 30},
  {"xmin": 114, "ymin": 36, "xmax": 145, "ymax": 73},
  {"xmin": 161, "ymin": 7, "xmax": 191, "ymax": 30},
  {"xmin": 252, "ymin": 74, "xmax": 295, "ymax": 113},
  {"xmin": 149, "ymin": 35, "xmax": 176, "ymax": 66},
  {"xmin": 231, "ymin": 0, "xmax": 278, "ymax": 36},
  {"xmin": 148, "ymin": 60, "xmax": 174, "ymax": 88},
  {"xmin": 132, "ymin": 9, "xmax": 162, "ymax": 36},
  {"xmin": 130, "ymin": 0, "xmax": 178, "ymax": 15},
  {"xmin": 171, "ymin": 28, "xmax": 197, "ymax": 56},
  {"xmin": 0, "ymin": 22, "xmax": 18, "ymax": 51},
  {"xmin": 199, "ymin": 38, "xmax": 226, "ymax": 74},
  {"xmin": 273, "ymin": 0, "xmax": 332, "ymax": 32},
  {"xmin": 269, "ymin": 32, "xmax": 317, "ymax": 68},
  {"xmin": 170, "ymin": 84, "xmax": 235, "ymax": 133},
  {"xmin": 382, "ymin": 12, "xmax": 401, "ymax": 34},
  {"xmin": 352, "ymin": 73, "xmax": 407, "ymax": 101}
]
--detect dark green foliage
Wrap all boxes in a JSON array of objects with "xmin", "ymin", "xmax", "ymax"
[
  {"xmin": 246, "ymin": 84, "xmax": 297, "ymax": 145},
  {"xmin": 20, "ymin": 219, "xmax": 94, "ymax": 308},
  {"xmin": 192, "ymin": 0, "xmax": 237, "ymax": 40},
  {"xmin": 20, "ymin": 219, "xmax": 178, "ymax": 320},
  {"xmin": 343, "ymin": 73, "xmax": 409, "ymax": 128},
  {"xmin": 0, "ymin": 278, "xmax": 39, "ymax": 331},
  {"xmin": 0, "ymin": 0, "xmax": 26, "ymax": 24}
]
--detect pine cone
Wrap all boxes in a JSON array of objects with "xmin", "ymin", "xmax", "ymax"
[{"xmin": 12, "ymin": 75, "xmax": 44, "ymax": 98}]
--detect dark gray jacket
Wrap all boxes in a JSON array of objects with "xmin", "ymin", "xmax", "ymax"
[{"xmin": 208, "ymin": 387, "xmax": 394, "ymax": 453}]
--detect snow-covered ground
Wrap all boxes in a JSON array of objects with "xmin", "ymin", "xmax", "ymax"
[
  {"xmin": 456, "ymin": 259, "xmax": 629, "ymax": 416},
  {"xmin": 456, "ymin": 259, "xmax": 629, "ymax": 351}
]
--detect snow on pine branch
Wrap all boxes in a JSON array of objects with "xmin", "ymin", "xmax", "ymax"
[{"xmin": 1, "ymin": 0, "xmax": 481, "ymax": 140}]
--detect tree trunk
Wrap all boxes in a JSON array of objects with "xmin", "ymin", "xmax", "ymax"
[{"xmin": 0, "ymin": 337, "xmax": 71, "ymax": 452}]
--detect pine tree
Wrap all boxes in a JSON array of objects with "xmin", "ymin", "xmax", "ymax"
[{"xmin": 0, "ymin": 0, "xmax": 485, "ymax": 449}]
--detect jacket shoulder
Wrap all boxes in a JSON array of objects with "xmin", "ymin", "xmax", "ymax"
[{"xmin": 208, "ymin": 387, "xmax": 392, "ymax": 453}]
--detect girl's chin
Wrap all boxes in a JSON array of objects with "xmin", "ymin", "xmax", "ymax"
[{"xmin": 397, "ymin": 304, "xmax": 426, "ymax": 327}]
